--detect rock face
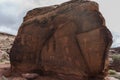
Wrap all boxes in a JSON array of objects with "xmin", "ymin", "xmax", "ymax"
[{"xmin": 10, "ymin": 0, "xmax": 112, "ymax": 80}]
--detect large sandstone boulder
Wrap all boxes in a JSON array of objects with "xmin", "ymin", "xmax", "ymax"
[{"xmin": 10, "ymin": 0, "xmax": 112, "ymax": 79}]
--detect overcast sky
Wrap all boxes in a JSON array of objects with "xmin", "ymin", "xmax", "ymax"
[{"xmin": 0, "ymin": 0, "xmax": 120, "ymax": 35}]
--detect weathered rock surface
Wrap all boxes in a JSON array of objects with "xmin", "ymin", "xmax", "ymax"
[{"xmin": 10, "ymin": 0, "xmax": 112, "ymax": 80}]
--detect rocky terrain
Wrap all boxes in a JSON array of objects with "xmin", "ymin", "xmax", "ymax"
[
  {"xmin": 0, "ymin": 32, "xmax": 15, "ymax": 63},
  {"xmin": 110, "ymin": 47, "xmax": 120, "ymax": 54},
  {"xmin": 109, "ymin": 47, "xmax": 120, "ymax": 72},
  {"xmin": 0, "ymin": 32, "xmax": 15, "ymax": 79},
  {"xmin": 107, "ymin": 47, "xmax": 120, "ymax": 80}
]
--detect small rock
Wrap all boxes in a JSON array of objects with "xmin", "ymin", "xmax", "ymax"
[
  {"xmin": 106, "ymin": 77, "xmax": 119, "ymax": 80},
  {"xmin": 0, "ymin": 76, "xmax": 8, "ymax": 80},
  {"xmin": 22, "ymin": 73, "xmax": 39, "ymax": 79},
  {"xmin": 12, "ymin": 77, "xmax": 27, "ymax": 80},
  {"xmin": 116, "ymin": 72, "xmax": 120, "ymax": 75}
]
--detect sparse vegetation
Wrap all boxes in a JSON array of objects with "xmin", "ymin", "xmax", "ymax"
[
  {"xmin": 108, "ymin": 52, "xmax": 120, "ymax": 80},
  {"xmin": 112, "ymin": 54, "xmax": 120, "ymax": 61},
  {"xmin": 108, "ymin": 69, "xmax": 117, "ymax": 75},
  {"xmin": 109, "ymin": 73, "xmax": 120, "ymax": 79}
]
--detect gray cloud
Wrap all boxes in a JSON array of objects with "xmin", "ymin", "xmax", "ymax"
[
  {"xmin": 0, "ymin": 0, "xmax": 70, "ymax": 35},
  {"xmin": 0, "ymin": 1, "xmax": 20, "ymax": 34}
]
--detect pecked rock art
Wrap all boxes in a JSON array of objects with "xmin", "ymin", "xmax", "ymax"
[{"xmin": 9, "ymin": 0, "xmax": 112, "ymax": 79}]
